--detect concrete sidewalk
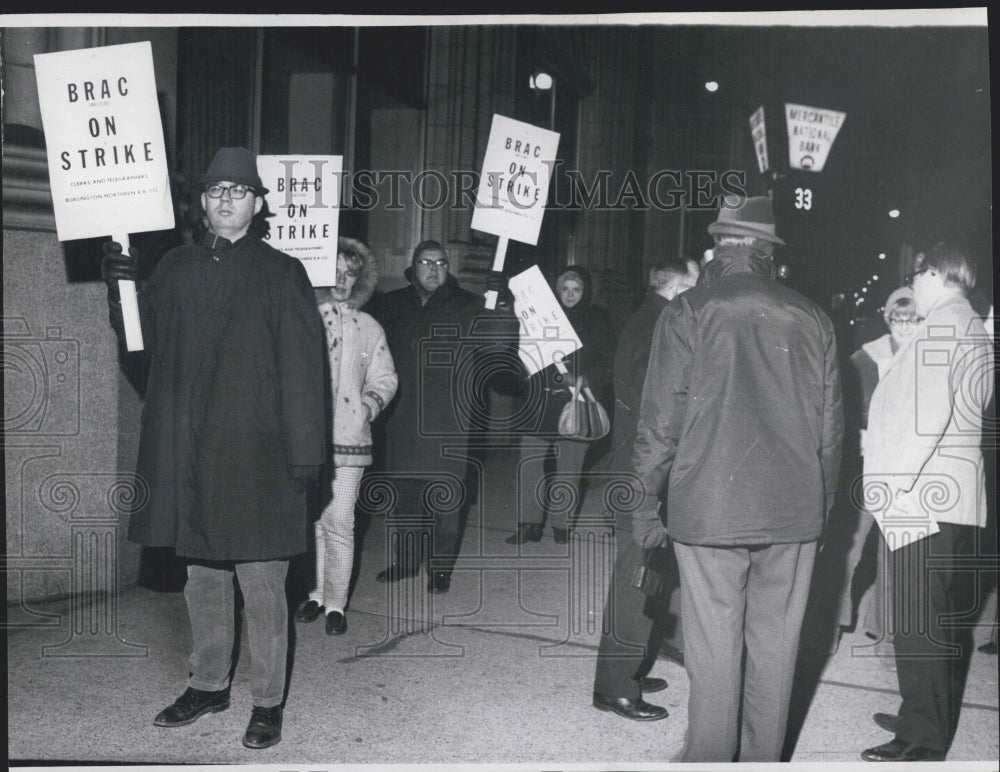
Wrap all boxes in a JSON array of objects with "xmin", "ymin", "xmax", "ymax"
[{"xmin": 7, "ymin": 447, "xmax": 999, "ymax": 766}]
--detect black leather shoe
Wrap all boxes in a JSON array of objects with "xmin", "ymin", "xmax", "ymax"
[
  {"xmin": 861, "ymin": 738, "xmax": 945, "ymax": 762},
  {"xmin": 873, "ymin": 712, "xmax": 899, "ymax": 733},
  {"xmin": 242, "ymin": 705, "xmax": 282, "ymax": 749},
  {"xmin": 592, "ymin": 692, "xmax": 668, "ymax": 721},
  {"xmin": 428, "ymin": 571, "xmax": 451, "ymax": 594},
  {"xmin": 325, "ymin": 610, "xmax": 347, "ymax": 635},
  {"xmin": 376, "ymin": 563, "xmax": 419, "ymax": 583},
  {"xmin": 153, "ymin": 686, "xmax": 230, "ymax": 727},
  {"xmin": 640, "ymin": 676, "xmax": 668, "ymax": 693},
  {"xmin": 505, "ymin": 524, "xmax": 543, "ymax": 544},
  {"xmin": 553, "ymin": 527, "xmax": 569, "ymax": 544},
  {"xmin": 294, "ymin": 600, "xmax": 322, "ymax": 623}
]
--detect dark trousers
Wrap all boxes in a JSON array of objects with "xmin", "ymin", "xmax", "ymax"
[
  {"xmin": 890, "ymin": 522, "xmax": 977, "ymax": 752},
  {"xmin": 387, "ymin": 478, "xmax": 462, "ymax": 575},
  {"xmin": 592, "ymin": 521, "xmax": 678, "ymax": 699}
]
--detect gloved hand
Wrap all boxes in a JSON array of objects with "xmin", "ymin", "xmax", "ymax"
[
  {"xmin": 631, "ymin": 507, "xmax": 669, "ymax": 550},
  {"xmin": 485, "ymin": 270, "xmax": 515, "ymax": 311},
  {"xmin": 101, "ymin": 241, "xmax": 138, "ymax": 304},
  {"xmin": 289, "ymin": 465, "xmax": 320, "ymax": 494}
]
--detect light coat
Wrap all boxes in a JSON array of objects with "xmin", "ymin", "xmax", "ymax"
[{"xmin": 865, "ymin": 293, "xmax": 993, "ymax": 527}]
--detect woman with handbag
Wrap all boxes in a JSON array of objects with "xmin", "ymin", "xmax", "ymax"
[{"xmin": 506, "ymin": 265, "xmax": 615, "ymax": 544}]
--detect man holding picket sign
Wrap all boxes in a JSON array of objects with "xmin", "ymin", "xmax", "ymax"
[{"xmin": 101, "ymin": 147, "xmax": 326, "ymax": 750}]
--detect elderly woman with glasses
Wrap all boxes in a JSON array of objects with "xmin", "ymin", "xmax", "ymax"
[{"xmin": 833, "ymin": 286, "xmax": 923, "ymax": 651}]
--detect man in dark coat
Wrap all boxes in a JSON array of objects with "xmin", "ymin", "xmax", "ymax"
[
  {"xmin": 370, "ymin": 240, "xmax": 515, "ymax": 593},
  {"xmin": 631, "ymin": 197, "xmax": 843, "ymax": 761},
  {"xmin": 101, "ymin": 147, "xmax": 326, "ymax": 750},
  {"xmin": 591, "ymin": 257, "xmax": 698, "ymax": 721}
]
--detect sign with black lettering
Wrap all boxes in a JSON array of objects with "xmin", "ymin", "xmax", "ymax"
[
  {"xmin": 257, "ymin": 155, "xmax": 342, "ymax": 287},
  {"xmin": 785, "ymin": 103, "xmax": 846, "ymax": 172},
  {"xmin": 34, "ymin": 42, "xmax": 174, "ymax": 241},
  {"xmin": 471, "ymin": 114, "xmax": 560, "ymax": 246},
  {"xmin": 749, "ymin": 106, "xmax": 769, "ymax": 174},
  {"xmin": 509, "ymin": 265, "xmax": 581, "ymax": 376}
]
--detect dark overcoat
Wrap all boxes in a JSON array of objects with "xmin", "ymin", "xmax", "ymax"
[
  {"xmin": 118, "ymin": 231, "xmax": 326, "ymax": 561},
  {"xmin": 604, "ymin": 291, "xmax": 670, "ymax": 471},
  {"xmin": 633, "ymin": 251, "xmax": 844, "ymax": 546},
  {"xmin": 372, "ymin": 271, "xmax": 517, "ymax": 480}
]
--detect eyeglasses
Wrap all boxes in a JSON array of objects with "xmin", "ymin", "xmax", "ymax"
[
  {"xmin": 204, "ymin": 184, "xmax": 253, "ymax": 200},
  {"xmin": 888, "ymin": 317, "xmax": 920, "ymax": 327},
  {"xmin": 416, "ymin": 257, "xmax": 448, "ymax": 268},
  {"xmin": 903, "ymin": 267, "xmax": 929, "ymax": 286}
]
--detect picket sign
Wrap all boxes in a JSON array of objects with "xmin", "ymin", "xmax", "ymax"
[
  {"xmin": 470, "ymin": 115, "xmax": 560, "ymax": 310},
  {"xmin": 33, "ymin": 42, "xmax": 176, "ymax": 353}
]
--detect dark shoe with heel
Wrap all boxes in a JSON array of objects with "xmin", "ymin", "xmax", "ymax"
[
  {"xmin": 505, "ymin": 524, "xmax": 543, "ymax": 544},
  {"xmin": 861, "ymin": 738, "xmax": 945, "ymax": 762},
  {"xmin": 592, "ymin": 691, "xmax": 668, "ymax": 721},
  {"xmin": 873, "ymin": 712, "xmax": 899, "ymax": 733},
  {"xmin": 294, "ymin": 600, "xmax": 322, "ymax": 623},
  {"xmin": 325, "ymin": 610, "xmax": 347, "ymax": 635},
  {"xmin": 242, "ymin": 705, "xmax": 283, "ymax": 749},
  {"xmin": 153, "ymin": 686, "xmax": 230, "ymax": 727},
  {"xmin": 428, "ymin": 571, "xmax": 451, "ymax": 594},
  {"xmin": 640, "ymin": 676, "xmax": 668, "ymax": 693}
]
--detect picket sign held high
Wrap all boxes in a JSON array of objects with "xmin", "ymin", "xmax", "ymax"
[{"xmin": 114, "ymin": 232, "xmax": 144, "ymax": 352}]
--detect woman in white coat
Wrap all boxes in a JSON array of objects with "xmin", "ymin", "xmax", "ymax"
[{"xmin": 295, "ymin": 238, "xmax": 397, "ymax": 635}]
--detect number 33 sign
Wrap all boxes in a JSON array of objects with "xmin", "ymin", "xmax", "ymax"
[{"xmin": 794, "ymin": 187, "xmax": 813, "ymax": 210}]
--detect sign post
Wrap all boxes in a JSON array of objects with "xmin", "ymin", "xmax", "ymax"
[
  {"xmin": 256, "ymin": 155, "xmax": 342, "ymax": 287},
  {"xmin": 470, "ymin": 114, "xmax": 560, "ymax": 309},
  {"xmin": 34, "ymin": 41, "xmax": 176, "ymax": 352}
]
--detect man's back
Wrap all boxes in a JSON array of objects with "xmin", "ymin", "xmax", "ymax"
[{"xmin": 635, "ymin": 266, "xmax": 843, "ymax": 546}]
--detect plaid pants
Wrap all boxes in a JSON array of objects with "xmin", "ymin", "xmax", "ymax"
[{"xmin": 308, "ymin": 466, "xmax": 364, "ymax": 614}]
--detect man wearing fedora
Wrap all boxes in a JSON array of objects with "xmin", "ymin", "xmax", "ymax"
[
  {"xmin": 630, "ymin": 196, "xmax": 843, "ymax": 761},
  {"xmin": 101, "ymin": 147, "xmax": 326, "ymax": 749}
]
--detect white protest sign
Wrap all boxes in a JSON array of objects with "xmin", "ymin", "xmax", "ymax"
[
  {"xmin": 34, "ymin": 42, "xmax": 174, "ymax": 240},
  {"xmin": 749, "ymin": 105, "xmax": 769, "ymax": 174},
  {"xmin": 509, "ymin": 264, "xmax": 581, "ymax": 377},
  {"xmin": 35, "ymin": 41, "xmax": 175, "ymax": 351},
  {"xmin": 471, "ymin": 114, "xmax": 560, "ymax": 247},
  {"xmin": 257, "ymin": 155, "xmax": 342, "ymax": 287},
  {"xmin": 785, "ymin": 103, "xmax": 846, "ymax": 172}
]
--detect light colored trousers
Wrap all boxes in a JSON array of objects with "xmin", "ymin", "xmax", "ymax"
[
  {"xmin": 185, "ymin": 560, "xmax": 289, "ymax": 708},
  {"xmin": 308, "ymin": 466, "xmax": 364, "ymax": 614},
  {"xmin": 673, "ymin": 540, "xmax": 816, "ymax": 763}
]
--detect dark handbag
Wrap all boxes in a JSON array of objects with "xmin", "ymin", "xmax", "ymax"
[{"xmin": 557, "ymin": 376, "xmax": 611, "ymax": 441}]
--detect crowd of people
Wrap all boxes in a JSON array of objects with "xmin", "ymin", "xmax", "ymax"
[{"xmin": 101, "ymin": 146, "xmax": 995, "ymax": 760}]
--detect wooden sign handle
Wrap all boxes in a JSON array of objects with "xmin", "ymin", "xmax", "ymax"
[
  {"xmin": 484, "ymin": 234, "xmax": 509, "ymax": 310},
  {"xmin": 114, "ymin": 232, "xmax": 144, "ymax": 352}
]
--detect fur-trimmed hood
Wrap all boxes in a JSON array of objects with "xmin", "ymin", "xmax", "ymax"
[{"xmin": 314, "ymin": 237, "xmax": 379, "ymax": 309}]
